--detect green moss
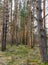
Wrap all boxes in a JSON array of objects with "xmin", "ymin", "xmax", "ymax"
[{"xmin": 0, "ymin": 45, "xmax": 48, "ymax": 65}]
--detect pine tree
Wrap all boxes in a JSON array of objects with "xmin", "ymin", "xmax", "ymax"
[
  {"xmin": 2, "ymin": 0, "xmax": 9, "ymax": 51},
  {"xmin": 27, "ymin": 0, "xmax": 34, "ymax": 48}
]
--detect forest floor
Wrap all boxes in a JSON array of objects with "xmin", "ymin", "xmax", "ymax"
[{"xmin": 0, "ymin": 44, "xmax": 48, "ymax": 65}]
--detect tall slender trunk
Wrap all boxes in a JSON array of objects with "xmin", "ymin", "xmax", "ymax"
[
  {"xmin": 9, "ymin": 0, "xmax": 13, "ymax": 45},
  {"xmin": 43, "ymin": 0, "xmax": 46, "ymax": 29},
  {"xmin": 27, "ymin": 0, "xmax": 34, "ymax": 48},
  {"xmin": 15, "ymin": 0, "xmax": 21, "ymax": 45},
  {"xmin": 2, "ymin": 0, "xmax": 9, "ymax": 51}
]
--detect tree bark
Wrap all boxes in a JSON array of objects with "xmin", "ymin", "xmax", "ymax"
[
  {"xmin": 27, "ymin": 0, "xmax": 34, "ymax": 48},
  {"xmin": 36, "ymin": 0, "xmax": 48, "ymax": 61},
  {"xmin": 2, "ymin": 0, "xmax": 9, "ymax": 51}
]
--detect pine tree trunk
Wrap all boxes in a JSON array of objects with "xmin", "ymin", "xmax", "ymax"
[
  {"xmin": 2, "ymin": 0, "xmax": 9, "ymax": 51},
  {"xmin": 27, "ymin": 0, "xmax": 34, "ymax": 48}
]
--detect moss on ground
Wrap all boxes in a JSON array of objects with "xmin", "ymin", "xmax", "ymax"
[{"xmin": 0, "ymin": 45, "xmax": 48, "ymax": 65}]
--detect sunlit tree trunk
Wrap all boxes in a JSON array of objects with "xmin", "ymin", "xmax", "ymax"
[
  {"xmin": 43, "ymin": 0, "xmax": 46, "ymax": 29},
  {"xmin": 27, "ymin": 0, "xmax": 34, "ymax": 48},
  {"xmin": 14, "ymin": 0, "xmax": 21, "ymax": 45},
  {"xmin": 9, "ymin": 0, "xmax": 13, "ymax": 45}
]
